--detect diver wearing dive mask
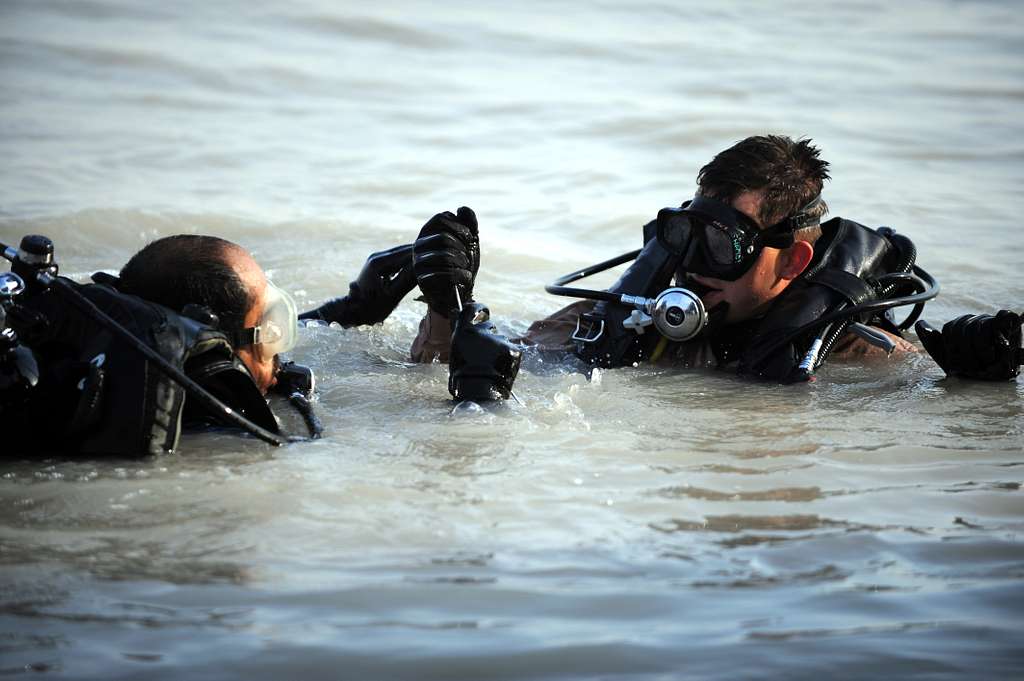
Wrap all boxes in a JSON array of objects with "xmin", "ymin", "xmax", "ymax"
[
  {"xmin": 227, "ymin": 279, "xmax": 299, "ymax": 383},
  {"xmin": 117, "ymin": 235, "xmax": 319, "ymax": 436},
  {"xmin": 657, "ymin": 193, "xmax": 823, "ymax": 283},
  {"xmin": 403, "ymin": 135, "xmax": 938, "ymax": 382},
  {"xmin": 0, "ymin": 234, "xmax": 322, "ymax": 456},
  {"xmin": 316, "ymin": 133, "xmax": 1005, "ymax": 386},
  {"xmin": 648, "ymin": 191, "xmax": 826, "ymax": 330}
]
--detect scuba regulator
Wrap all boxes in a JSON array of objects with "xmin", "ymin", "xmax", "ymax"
[
  {"xmin": 1, "ymin": 237, "xmax": 53, "ymax": 410},
  {"xmin": 546, "ymin": 221, "xmax": 709, "ymax": 368},
  {"xmin": 0, "ymin": 269, "xmax": 38, "ymax": 406}
]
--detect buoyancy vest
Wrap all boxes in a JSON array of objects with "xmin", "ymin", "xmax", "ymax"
[
  {"xmin": 3, "ymin": 278, "xmax": 276, "ymax": 456},
  {"xmin": 728, "ymin": 217, "xmax": 909, "ymax": 381}
]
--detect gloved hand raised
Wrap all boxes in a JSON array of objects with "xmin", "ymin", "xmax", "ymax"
[
  {"xmin": 915, "ymin": 310, "xmax": 1022, "ymax": 380},
  {"xmin": 298, "ymin": 243, "xmax": 415, "ymax": 327},
  {"xmin": 413, "ymin": 207, "xmax": 480, "ymax": 318}
]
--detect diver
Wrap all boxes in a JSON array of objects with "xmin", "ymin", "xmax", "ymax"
[
  {"xmin": 379, "ymin": 135, "xmax": 1018, "ymax": 385},
  {"xmin": 0, "ymin": 234, "xmax": 319, "ymax": 456},
  {"xmin": 0, "ymin": 214, "xmax": 522, "ymax": 457}
]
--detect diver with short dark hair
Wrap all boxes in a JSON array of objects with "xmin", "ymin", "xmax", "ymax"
[
  {"xmin": 118, "ymin": 234, "xmax": 295, "ymax": 395},
  {"xmin": 0, "ymin": 234, "xmax": 314, "ymax": 456},
  {"xmin": 394, "ymin": 135, "xmax": 1019, "ymax": 385}
]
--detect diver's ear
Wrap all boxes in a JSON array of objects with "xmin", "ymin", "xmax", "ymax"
[{"xmin": 780, "ymin": 240, "xmax": 814, "ymax": 280}]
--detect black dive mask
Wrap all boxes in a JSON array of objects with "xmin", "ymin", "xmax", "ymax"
[{"xmin": 656, "ymin": 194, "xmax": 821, "ymax": 281}]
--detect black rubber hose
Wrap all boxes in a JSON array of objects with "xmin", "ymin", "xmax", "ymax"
[
  {"xmin": 545, "ymin": 249, "xmax": 641, "ymax": 302},
  {"xmin": 811, "ymin": 319, "xmax": 853, "ymax": 372},
  {"xmin": 810, "ymin": 230, "xmax": 920, "ymax": 372},
  {"xmin": 877, "ymin": 231, "xmax": 927, "ymax": 330},
  {"xmin": 288, "ymin": 393, "xmax": 324, "ymax": 439},
  {"xmin": 46, "ymin": 275, "xmax": 288, "ymax": 447}
]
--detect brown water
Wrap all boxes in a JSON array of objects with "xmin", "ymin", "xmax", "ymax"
[{"xmin": 1, "ymin": 1, "xmax": 1023, "ymax": 678}]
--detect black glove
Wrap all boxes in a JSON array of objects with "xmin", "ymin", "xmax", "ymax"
[
  {"xmin": 413, "ymin": 207, "xmax": 480, "ymax": 318},
  {"xmin": 915, "ymin": 310, "xmax": 1022, "ymax": 380},
  {"xmin": 272, "ymin": 360, "xmax": 315, "ymax": 398},
  {"xmin": 299, "ymin": 243, "xmax": 415, "ymax": 327},
  {"xmin": 449, "ymin": 302, "xmax": 521, "ymax": 401}
]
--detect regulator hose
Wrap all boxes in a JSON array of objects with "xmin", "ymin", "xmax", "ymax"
[{"xmin": 808, "ymin": 229, "xmax": 920, "ymax": 372}]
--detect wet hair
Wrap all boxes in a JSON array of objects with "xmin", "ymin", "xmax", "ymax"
[
  {"xmin": 118, "ymin": 235, "xmax": 254, "ymax": 332},
  {"xmin": 697, "ymin": 135, "xmax": 831, "ymax": 242}
]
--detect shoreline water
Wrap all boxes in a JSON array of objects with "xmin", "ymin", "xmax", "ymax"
[{"xmin": 2, "ymin": 1, "xmax": 1023, "ymax": 678}]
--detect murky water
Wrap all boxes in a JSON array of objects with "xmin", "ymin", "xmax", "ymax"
[{"xmin": 2, "ymin": 0, "xmax": 1023, "ymax": 678}]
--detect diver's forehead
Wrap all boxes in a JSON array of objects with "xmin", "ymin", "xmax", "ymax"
[
  {"xmin": 223, "ymin": 245, "xmax": 267, "ymax": 327},
  {"xmin": 225, "ymin": 245, "xmax": 266, "ymax": 292}
]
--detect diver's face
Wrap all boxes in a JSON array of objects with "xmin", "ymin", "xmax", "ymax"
[
  {"xmin": 228, "ymin": 248, "xmax": 278, "ymax": 394},
  {"xmin": 687, "ymin": 191, "xmax": 791, "ymax": 325}
]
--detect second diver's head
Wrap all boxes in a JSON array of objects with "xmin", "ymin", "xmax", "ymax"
[
  {"xmin": 118, "ymin": 235, "xmax": 296, "ymax": 394},
  {"xmin": 680, "ymin": 135, "xmax": 831, "ymax": 325}
]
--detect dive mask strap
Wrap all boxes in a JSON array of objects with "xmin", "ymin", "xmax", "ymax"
[
  {"xmin": 775, "ymin": 193, "xmax": 823, "ymax": 233},
  {"xmin": 751, "ymin": 192, "xmax": 824, "ymax": 249},
  {"xmin": 226, "ymin": 326, "xmax": 259, "ymax": 349},
  {"xmin": 222, "ymin": 281, "xmax": 298, "ymax": 356}
]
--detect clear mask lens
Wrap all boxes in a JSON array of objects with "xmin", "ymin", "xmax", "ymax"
[
  {"xmin": 702, "ymin": 220, "xmax": 745, "ymax": 266},
  {"xmin": 255, "ymin": 281, "xmax": 298, "ymax": 359},
  {"xmin": 657, "ymin": 205, "xmax": 759, "ymax": 281}
]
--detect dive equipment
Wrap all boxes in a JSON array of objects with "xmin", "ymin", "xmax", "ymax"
[
  {"xmin": 736, "ymin": 223, "xmax": 937, "ymax": 381},
  {"xmin": 656, "ymin": 194, "xmax": 822, "ymax": 281},
  {"xmin": 0, "ymin": 272, "xmax": 26, "ymax": 330},
  {"xmin": 413, "ymin": 207, "xmax": 480, "ymax": 318},
  {"xmin": 229, "ymin": 280, "xmax": 298, "ymax": 360},
  {"xmin": 545, "ymin": 225, "xmax": 706, "ymax": 368},
  {"xmin": 0, "ymin": 271, "xmax": 38, "ymax": 406},
  {"xmin": 916, "ymin": 310, "xmax": 1022, "ymax": 380},
  {"xmin": 9, "ymin": 235, "xmax": 58, "ymax": 294},
  {"xmin": 1, "ymin": 235, "xmax": 323, "ymax": 453},
  {"xmin": 447, "ymin": 287, "xmax": 522, "ymax": 402},
  {"xmin": 273, "ymin": 360, "xmax": 324, "ymax": 438},
  {"xmin": 544, "ymin": 215, "xmax": 940, "ymax": 380}
]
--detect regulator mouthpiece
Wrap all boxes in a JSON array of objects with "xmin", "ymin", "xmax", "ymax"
[
  {"xmin": 620, "ymin": 287, "xmax": 707, "ymax": 342},
  {"xmin": 650, "ymin": 287, "xmax": 707, "ymax": 341}
]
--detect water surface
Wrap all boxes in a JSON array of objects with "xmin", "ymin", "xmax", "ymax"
[{"xmin": 1, "ymin": 1, "xmax": 1023, "ymax": 678}]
